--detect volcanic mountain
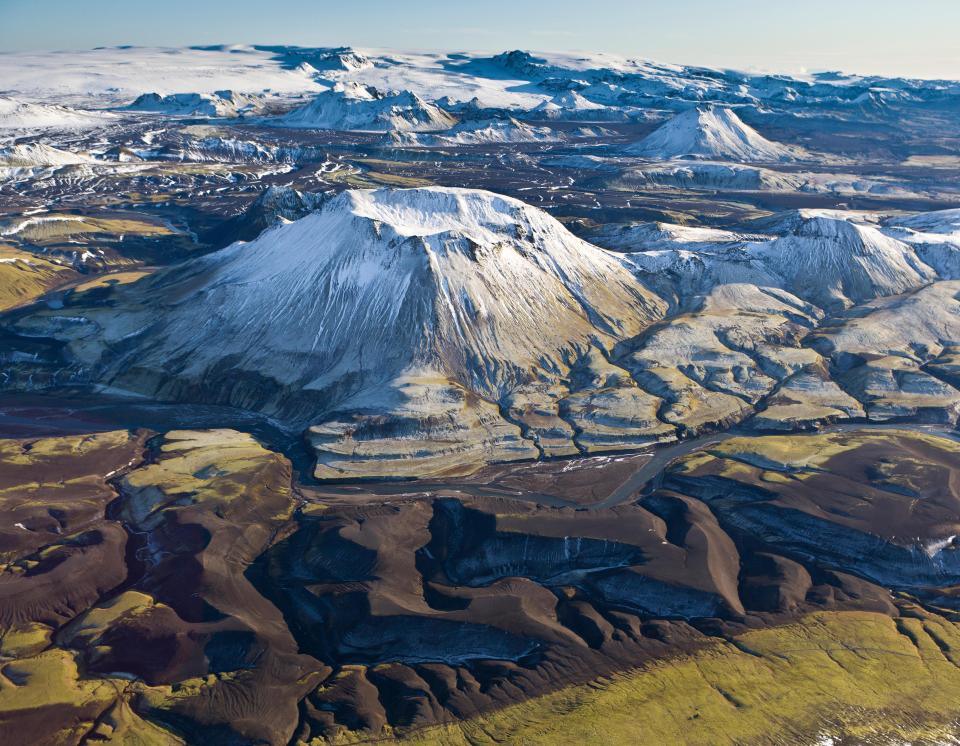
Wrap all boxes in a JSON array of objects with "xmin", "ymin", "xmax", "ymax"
[
  {"xmin": 621, "ymin": 210, "xmax": 941, "ymax": 310},
  {"xmin": 0, "ymin": 142, "xmax": 93, "ymax": 168},
  {"xmin": 744, "ymin": 210, "xmax": 939, "ymax": 308},
  {"xmin": 626, "ymin": 105, "xmax": 803, "ymax": 162},
  {"xmin": 275, "ymin": 82, "xmax": 456, "ymax": 131},
  {"xmin": 125, "ymin": 90, "xmax": 262, "ymax": 117},
  {"xmin": 14, "ymin": 187, "xmax": 665, "ymax": 477},
  {"xmin": 385, "ymin": 116, "xmax": 561, "ymax": 147}
]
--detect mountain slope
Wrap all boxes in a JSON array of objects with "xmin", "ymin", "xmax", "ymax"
[
  {"xmin": 744, "ymin": 211, "xmax": 938, "ymax": 309},
  {"xmin": 13, "ymin": 187, "xmax": 665, "ymax": 477},
  {"xmin": 0, "ymin": 142, "xmax": 93, "ymax": 168},
  {"xmin": 0, "ymin": 244, "xmax": 78, "ymax": 311},
  {"xmin": 887, "ymin": 208, "xmax": 960, "ymax": 247},
  {"xmin": 626, "ymin": 106, "xmax": 803, "ymax": 162},
  {"xmin": 205, "ymin": 185, "xmax": 330, "ymax": 246},
  {"xmin": 617, "ymin": 210, "xmax": 941, "ymax": 310}
]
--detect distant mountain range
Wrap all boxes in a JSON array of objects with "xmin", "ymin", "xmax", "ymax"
[{"xmin": 2, "ymin": 45, "xmax": 959, "ymax": 132}]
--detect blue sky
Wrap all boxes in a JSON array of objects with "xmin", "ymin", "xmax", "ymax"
[{"xmin": 2, "ymin": 0, "xmax": 959, "ymax": 79}]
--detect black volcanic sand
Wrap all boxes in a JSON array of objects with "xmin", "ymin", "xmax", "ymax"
[{"xmin": 4, "ymin": 426, "xmax": 960, "ymax": 743}]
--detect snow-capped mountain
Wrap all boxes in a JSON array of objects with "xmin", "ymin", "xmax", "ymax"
[
  {"xmin": 385, "ymin": 117, "xmax": 561, "ymax": 147},
  {"xmin": 0, "ymin": 142, "xmax": 93, "ymax": 168},
  {"xmin": 531, "ymin": 91, "xmax": 623, "ymax": 120},
  {"xmin": 254, "ymin": 45, "xmax": 373, "ymax": 73},
  {"xmin": 125, "ymin": 90, "xmax": 262, "ymax": 117},
  {"xmin": 625, "ymin": 106, "xmax": 804, "ymax": 162},
  {"xmin": 587, "ymin": 221, "xmax": 764, "ymax": 253},
  {"xmin": 886, "ymin": 208, "xmax": 960, "ymax": 245},
  {"xmin": 744, "ymin": 211, "xmax": 938, "ymax": 308},
  {"xmin": 616, "ymin": 210, "xmax": 949, "ymax": 310},
  {"xmin": 274, "ymin": 82, "xmax": 456, "ymax": 131},
  {"xmin": 0, "ymin": 95, "xmax": 110, "ymax": 131},
  {"xmin": 54, "ymin": 187, "xmax": 663, "ymax": 401},
  {"xmin": 15, "ymin": 187, "xmax": 665, "ymax": 476}
]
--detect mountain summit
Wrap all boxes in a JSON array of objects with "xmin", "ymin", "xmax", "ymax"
[{"xmin": 626, "ymin": 106, "xmax": 802, "ymax": 162}]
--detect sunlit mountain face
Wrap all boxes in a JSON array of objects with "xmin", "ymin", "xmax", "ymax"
[{"xmin": 3, "ymin": 43, "xmax": 960, "ymax": 746}]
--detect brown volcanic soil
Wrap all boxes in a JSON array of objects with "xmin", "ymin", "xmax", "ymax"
[
  {"xmin": 0, "ymin": 431, "xmax": 147, "ymax": 630},
  {"xmin": 665, "ymin": 430, "xmax": 960, "ymax": 542},
  {"xmin": 657, "ymin": 430, "xmax": 960, "ymax": 598},
  {"xmin": 2, "ymin": 427, "xmax": 960, "ymax": 744}
]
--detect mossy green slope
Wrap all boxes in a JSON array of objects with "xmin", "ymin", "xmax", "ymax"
[{"xmin": 363, "ymin": 610, "xmax": 960, "ymax": 746}]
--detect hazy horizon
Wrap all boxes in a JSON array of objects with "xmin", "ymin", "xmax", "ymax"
[{"xmin": 2, "ymin": 0, "xmax": 959, "ymax": 80}]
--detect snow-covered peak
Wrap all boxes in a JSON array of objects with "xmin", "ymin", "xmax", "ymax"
[
  {"xmin": 273, "ymin": 83, "xmax": 456, "ymax": 131},
  {"xmin": 886, "ymin": 208, "xmax": 960, "ymax": 245},
  {"xmin": 385, "ymin": 116, "xmax": 560, "ymax": 147},
  {"xmin": 254, "ymin": 45, "xmax": 373, "ymax": 73},
  {"xmin": 791, "ymin": 213, "xmax": 882, "ymax": 240},
  {"xmin": 343, "ymin": 186, "xmax": 547, "ymax": 240},
  {"xmin": 743, "ymin": 211, "xmax": 937, "ymax": 308},
  {"xmin": 587, "ymin": 220, "xmax": 763, "ymax": 253},
  {"xmin": 124, "ymin": 90, "xmax": 261, "ymax": 117},
  {"xmin": 329, "ymin": 49, "xmax": 372, "ymax": 72},
  {"xmin": 529, "ymin": 90, "xmax": 628, "ymax": 121},
  {"xmin": 534, "ymin": 90, "xmax": 604, "ymax": 113},
  {"xmin": 549, "ymin": 90, "xmax": 605, "ymax": 110},
  {"xmin": 753, "ymin": 208, "xmax": 879, "ymax": 234},
  {"xmin": 602, "ymin": 208, "xmax": 948, "ymax": 311},
  {"xmin": 329, "ymin": 80, "xmax": 380, "ymax": 101},
  {"xmin": 626, "ymin": 105, "xmax": 803, "ymax": 162},
  {"xmin": 51, "ymin": 187, "xmax": 664, "ymax": 424}
]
